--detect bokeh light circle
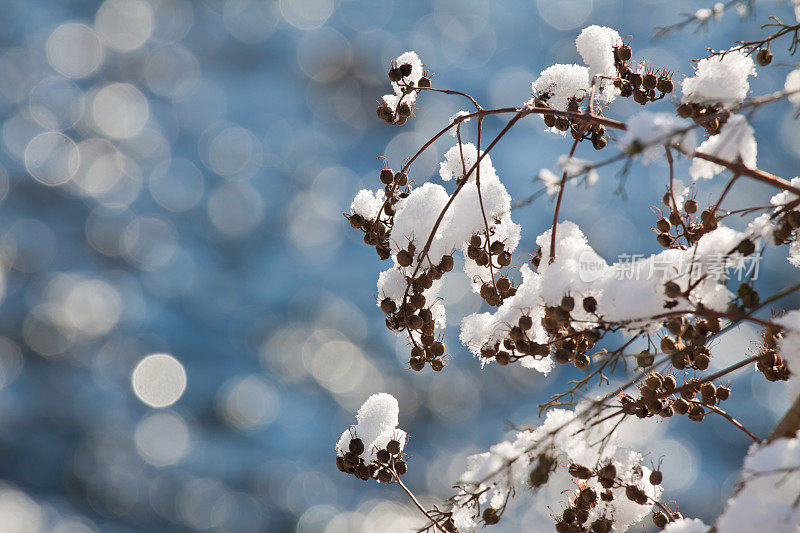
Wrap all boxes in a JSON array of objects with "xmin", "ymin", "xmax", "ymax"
[
  {"xmin": 46, "ymin": 23, "xmax": 104, "ymax": 78},
  {"xmin": 95, "ymin": 0, "xmax": 154, "ymax": 52},
  {"xmin": 279, "ymin": 0, "xmax": 333, "ymax": 30},
  {"xmin": 131, "ymin": 353, "xmax": 187, "ymax": 408},
  {"xmin": 24, "ymin": 132, "xmax": 80, "ymax": 186},
  {"xmin": 135, "ymin": 412, "xmax": 191, "ymax": 466},
  {"xmin": 92, "ymin": 83, "xmax": 149, "ymax": 139}
]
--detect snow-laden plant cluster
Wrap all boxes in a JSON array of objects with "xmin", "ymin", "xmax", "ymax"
[
  {"xmin": 337, "ymin": 15, "xmax": 800, "ymax": 533},
  {"xmin": 450, "ymin": 405, "xmax": 663, "ymax": 531},
  {"xmin": 335, "ymin": 393, "xmax": 408, "ymax": 483}
]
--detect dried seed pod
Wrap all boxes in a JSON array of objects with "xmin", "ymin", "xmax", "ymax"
[
  {"xmin": 377, "ymin": 468, "xmax": 392, "ymax": 483},
  {"xmin": 756, "ymin": 48, "xmax": 773, "ymax": 66},
  {"xmin": 592, "ymin": 134, "xmax": 608, "ymax": 150},
  {"xmin": 409, "ymin": 292, "xmax": 425, "ymax": 310},
  {"xmin": 676, "ymin": 103, "xmax": 693, "ymax": 118},
  {"xmin": 409, "ymin": 356, "xmax": 425, "ymax": 371},
  {"xmin": 657, "ymin": 76, "xmax": 673, "ymax": 94},
  {"xmin": 737, "ymin": 239, "xmax": 756, "ymax": 255},
  {"xmin": 649, "ymin": 470, "xmax": 662, "ymax": 485},
  {"xmin": 482, "ymin": 508, "xmax": 500, "ymax": 525},
  {"xmin": 637, "ymin": 351, "xmax": 655, "ymax": 368},
  {"xmin": 418, "ymin": 76, "xmax": 431, "ymax": 88},
  {"xmin": 349, "ymin": 438, "xmax": 365, "ymax": 455},
  {"xmin": 397, "ymin": 249, "xmax": 413, "ymax": 267},
  {"xmin": 387, "ymin": 439, "xmax": 401, "ymax": 455},
  {"xmin": 397, "ymin": 103, "xmax": 412, "ymax": 118},
  {"xmin": 625, "ymin": 485, "xmax": 648, "ymax": 505},
  {"xmin": 583, "ymin": 296, "xmax": 598, "ymax": 313},
  {"xmin": 684, "ymin": 198, "xmax": 698, "ymax": 214},
  {"xmin": 673, "ymin": 398, "xmax": 689, "ymax": 415},
  {"xmin": 660, "ymin": 336, "xmax": 677, "ymax": 354},
  {"xmin": 786, "ymin": 210, "xmax": 800, "ymax": 229},
  {"xmin": 568, "ymin": 463, "xmax": 593, "ymax": 479},
  {"xmin": 439, "ymin": 254, "xmax": 454, "ymax": 272},
  {"xmin": 616, "ymin": 44, "xmax": 632, "ymax": 61},
  {"xmin": 495, "ymin": 350, "xmax": 511, "ymax": 365},
  {"xmin": 656, "ymin": 218, "xmax": 671, "ymax": 233},
  {"xmin": 554, "ymin": 348, "xmax": 573, "ymax": 364},
  {"xmin": 664, "ymin": 281, "xmax": 681, "ymax": 298}
]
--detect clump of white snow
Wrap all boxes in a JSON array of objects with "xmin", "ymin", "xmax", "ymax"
[
  {"xmin": 532, "ymin": 63, "xmax": 591, "ymax": 112},
  {"xmin": 786, "ymin": 69, "xmax": 800, "ymax": 107},
  {"xmin": 335, "ymin": 393, "xmax": 407, "ymax": 465},
  {"xmin": 690, "ymin": 115, "xmax": 757, "ymax": 180},
  {"xmin": 681, "ymin": 50, "xmax": 755, "ymax": 107},
  {"xmin": 451, "ymin": 404, "xmax": 663, "ymax": 531},
  {"xmin": 575, "ymin": 25, "xmax": 623, "ymax": 103},
  {"xmin": 716, "ymin": 433, "xmax": 800, "ymax": 532}
]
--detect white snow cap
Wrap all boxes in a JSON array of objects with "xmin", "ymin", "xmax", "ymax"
[
  {"xmin": 532, "ymin": 63, "xmax": 591, "ymax": 112},
  {"xmin": 663, "ymin": 518, "xmax": 710, "ymax": 533},
  {"xmin": 786, "ymin": 69, "xmax": 800, "ymax": 107},
  {"xmin": 716, "ymin": 432, "xmax": 800, "ymax": 532},
  {"xmin": 336, "ymin": 393, "xmax": 407, "ymax": 464},
  {"xmin": 575, "ymin": 25, "xmax": 623, "ymax": 103},
  {"xmin": 690, "ymin": 115, "xmax": 756, "ymax": 180},
  {"xmin": 681, "ymin": 50, "xmax": 756, "ymax": 107}
]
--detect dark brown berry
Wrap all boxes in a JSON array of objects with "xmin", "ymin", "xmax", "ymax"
[
  {"xmin": 397, "ymin": 250, "xmax": 413, "ymax": 267},
  {"xmin": 649, "ymin": 470, "xmax": 662, "ymax": 485},
  {"xmin": 756, "ymin": 48, "xmax": 773, "ymax": 66},
  {"xmin": 676, "ymin": 103, "xmax": 693, "ymax": 118},
  {"xmin": 387, "ymin": 439, "xmax": 401, "ymax": 455},
  {"xmin": 483, "ymin": 508, "xmax": 500, "ymax": 525},
  {"xmin": 657, "ymin": 77, "xmax": 673, "ymax": 94}
]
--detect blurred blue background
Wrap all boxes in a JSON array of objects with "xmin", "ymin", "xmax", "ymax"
[{"xmin": 0, "ymin": 0, "xmax": 798, "ymax": 531}]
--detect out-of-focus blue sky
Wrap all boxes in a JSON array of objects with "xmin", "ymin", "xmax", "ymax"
[{"xmin": 0, "ymin": 0, "xmax": 798, "ymax": 531}]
